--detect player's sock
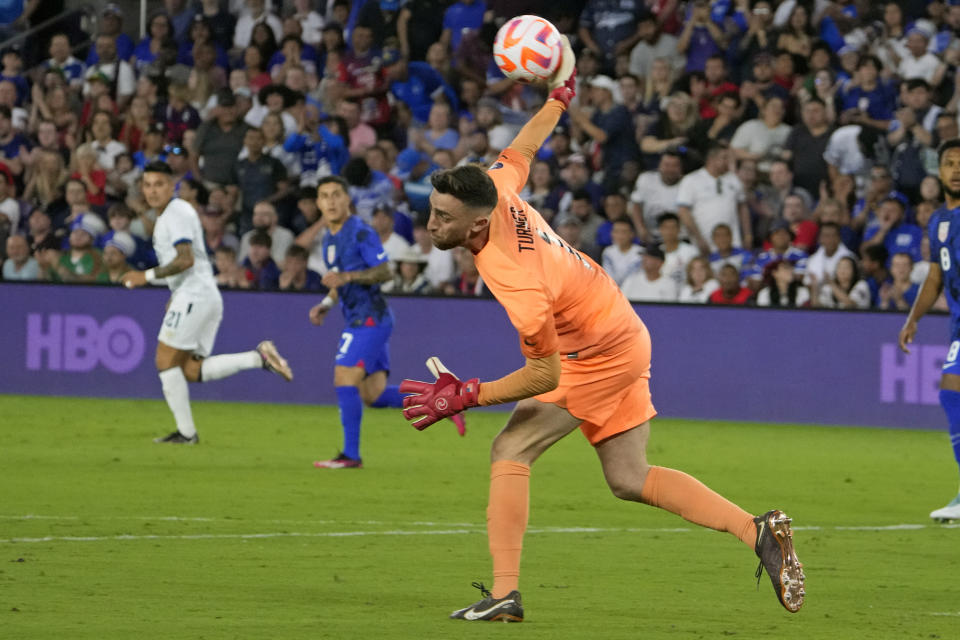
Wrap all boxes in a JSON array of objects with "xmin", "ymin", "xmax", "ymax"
[
  {"xmin": 336, "ymin": 386, "xmax": 363, "ymax": 460},
  {"xmin": 370, "ymin": 385, "xmax": 403, "ymax": 408},
  {"xmin": 939, "ymin": 389, "xmax": 960, "ymax": 490},
  {"xmin": 199, "ymin": 351, "xmax": 262, "ymax": 381},
  {"xmin": 159, "ymin": 367, "xmax": 196, "ymax": 438},
  {"xmin": 487, "ymin": 460, "xmax": 530, "ymax": 599},
  {"xmin": 639, "ymin": 466, "xmax": 757, "ymax": 548}
]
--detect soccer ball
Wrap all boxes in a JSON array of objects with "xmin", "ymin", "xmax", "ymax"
[{"xmin": 493, "ymin": 15, "xmax": 562, "ymax": 83}]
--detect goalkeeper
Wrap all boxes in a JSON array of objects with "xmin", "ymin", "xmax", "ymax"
[{"xmin": 399, "ymin": 38, "xmax": 806, "ymax": 622}]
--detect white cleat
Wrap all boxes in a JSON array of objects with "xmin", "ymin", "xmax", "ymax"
[
  {"xmin": 257, "ymin": 340, "xmax": 294, "ymax": 381},
  {"xmin": 930, "ymin": 495, "xmax": 960, "ymax": 522}
]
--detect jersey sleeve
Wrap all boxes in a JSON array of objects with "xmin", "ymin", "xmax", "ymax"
[
  {"xmin": 166, "ymin": 201, "xmax": 198, "ymax": 247},
  {"xmin": 487, "ymin": 148, "xmax": 530, "ymax": 199},
  {"xmin": 355, "ymin": 224, "xmax": 389, "ymax": 268},
  {"xmin": 480, "ymin": 245, "xmax": 559, "ymax": 359},
  {"xmin": 675, "ymin": 175, "xmax": 694, "ymax": 208}
]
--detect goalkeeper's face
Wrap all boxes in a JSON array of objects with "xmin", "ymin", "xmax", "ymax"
[{"xmin": 427, "ymin": 192, "xmax": 490, "ymax": 251}]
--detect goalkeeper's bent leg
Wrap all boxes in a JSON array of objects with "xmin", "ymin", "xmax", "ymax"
[
  {"xmin": 488, "ymin": 460, "xmax": 530, "ymax": 599},
  {"xmin": 639, "ymin": 466, "xmax": 757, "ymax": 548}
]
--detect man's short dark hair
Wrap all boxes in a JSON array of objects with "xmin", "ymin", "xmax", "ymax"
[
  {"xmin": 819, "ymin": 221, "xmax": 840, "ymax": 234},
  {"xmin": 938, "ymin": 138, "xmax": 960, "ymax": 164},
  {"xmin": 657, "ymin": 212, "xmax": 680, "ymax": 226},
  {"xmin": 215, "ymin": 244, "xmax": 236, "ymax": 257},
  {"xmin": 250, "ymin": 230, "xmax": 272, "ymax": 248},
  {"xmin": 143, "ymin": 160, "xmax": 173, "ymax": 175},
  {"xmin": 705, "ymin": 140, "xmax": 729, "ymax": 159},
  {"xmin": 906, "ymin": 78, "xmax": 931, "ymax": 92},
  {"xmin": 805, "ymin": 96, "xmax": 826, "ymax": 108},
  {"xmin": 858, "ymin": 55, "xmax": 883, "ymax": 72},
  {"xmin": 612, "ymin": 215, "xmax": 635, "ymax": 231},
  {"xmin": 286, "ymin": 244, "xmax": 309, "ymax": 260},
  {"xmin": 317, "ymin": 175, "xmax": 350, "ymax": 195},
  {"xmin": 184, "ymin": 178, "xmax": 209, "ymax": 205},
  {"xmin": 863, "ymin": 244, "xmax": 889, "ymax": 264},
  {"xmin": 571, "ymin": 189, "xmax": 592, "ymax": 203},
  {"xmin": 429, "ymin": 165, "xmax": 499, "ymax": 212}
]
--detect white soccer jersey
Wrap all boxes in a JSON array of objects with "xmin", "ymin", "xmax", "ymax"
[{"xmin": 152, "ymin": 198, "xmax": 218, "ymax": 296}]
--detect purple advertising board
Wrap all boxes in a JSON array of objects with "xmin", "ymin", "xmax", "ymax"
[{"xmin": 0, "ymin": 283, "xmax": 951, "ymax": 430}]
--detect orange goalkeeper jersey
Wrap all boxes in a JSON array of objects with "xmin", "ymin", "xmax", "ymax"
[{"xmin": 475, "ymin": 149, "xmax": 644, "ymax": 361}]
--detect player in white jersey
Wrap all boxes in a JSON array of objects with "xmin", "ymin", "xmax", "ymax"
[{"xmin": 121, "ymin": 161, "xmax": 294, "ymax": 443}]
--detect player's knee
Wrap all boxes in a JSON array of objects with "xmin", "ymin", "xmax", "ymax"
[{"xmin": 606, "ymin": 473, "xmax": 647, "ymax": 502}]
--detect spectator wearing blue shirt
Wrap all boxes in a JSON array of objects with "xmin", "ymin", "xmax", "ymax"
[
  {"xmin": 284, "ymin": 120, "xmax": 349, "ymax": 187},
  {"xmin": 0, "ymin": 48, "xmax": 27, "ymax": 106},
  {"xmin": 677, "ymin": 0, "xmax": 724, "ymax": 73},
  {"xmin": 342, "ymin": 156, "xmax": 397, "ymax": 224},
  {"xmin": 165, "ymin": 0, "xmax": 196, "ymax": 43},
  {"xmin": 878, "ymin": 251, "xmax": 919, "ymax": 311},
  {"xmin": 861, "ymin": 196, "xmax": 923, "ymax": 265},
  {"xmin": 44, "ymin": 34, "xmax": 85, "ymax": 90},
  {"xmin": 740, "ymin": 52, "xmax": 789, "ymax": 121},
  {"xmin": 177, "ymin": 15, "xmax": 231, "ymax": 70},
  {"xmin": 837, "ymin": 55, "xmax": 896, "ymax": 131},
  {"xmin": 440, "ymin": 0, "xmax": 485, "ymax": 54},
  {"xmin": 242, "ymin": 229, "xmax": 281, "ymax": 290},
  {"xmin": 132, "ymin": 13, "xmax": 175, "ymax": 76},
  {"xmin": 96, "ymin": 203, "xmax": 157, "ymax": 271},
  {"xmin": 860, "ymin": 244, "xmax": 890, "ymax": 308},
  {"xmin": 0, "ymin": 105, "xmax": 30, "ymax": 178},
  {"xmin": 394, "ymin": 147, "xmax": 438, "ymax": 215},
  {"xmin": 278, "ymin": 244, "xmax": 327, "ymax": 292},
  {"xmin": 411, "ymin": 102, "xmax": 459, "ymax": 155},
  {"xmin": 579, "ymin": 0, "xmax": 650, "ymax": 73},
  {"xmin": 85, "ymin": 5, "xmax": 134, "ymax": 66},
  {"xmin": 383, "ymin": 49, "xmax": 458, "ymax": 123},
  {"xmin": 570, "ymin": 74, "xmax": 641, "ymax": 192}
]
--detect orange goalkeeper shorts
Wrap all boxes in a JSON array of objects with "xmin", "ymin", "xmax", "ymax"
[{"xmin": 535, "ymin": 323, "xmax": 657, "ymax": 445}]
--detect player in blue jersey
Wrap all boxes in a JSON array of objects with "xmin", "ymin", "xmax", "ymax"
[
  {"xmin": 308, "ymin": 176, "xmax": 464, "ymax": 468},
  {"xmin": 900, "ymin": 138, "xmax": 960, "ymax": 521}
]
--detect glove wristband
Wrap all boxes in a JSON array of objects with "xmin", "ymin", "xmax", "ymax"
[{"xmin": 460, "ymin": 378, "xmax": 481, "ymax": 408}]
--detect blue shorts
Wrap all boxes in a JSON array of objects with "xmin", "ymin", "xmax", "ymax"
[
  {"xmin": 335, "ymin": 323, "xmax": 392, "ymax": 374},
  {"xmin": 944, "ymin": 338, "xmax": 960, "ymax": 377}
]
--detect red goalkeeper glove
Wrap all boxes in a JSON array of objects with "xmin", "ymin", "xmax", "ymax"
[
  {"xmin": 399, "ymin": 357, "xmax": 480, "ymax": 430},
  {"xmin": 547, "ymin": 35, "xmax": 576, "ymax": 108}
]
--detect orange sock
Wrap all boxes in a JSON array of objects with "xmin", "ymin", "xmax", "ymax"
[
  {"xmin": 487, "ymin": 460, "xmax": 530, "ymax": 599},
  {"xmin": 640, "ymin": 466, "xmax": 757, "ymax": 548}
]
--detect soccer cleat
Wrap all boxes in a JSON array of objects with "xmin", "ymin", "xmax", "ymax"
[
  {"xmin": 313, "ymin": 453, "xmax": 363, "ymax": 469},
  {"xmin": 930, "ymin": 495, "xmax": 960, "ymax": 521},
  {"xmin": 257, "ymin": 340, "xmax": 294, "ymax": 381},
  {"xmin": 153, "ymin": 430, "xmax": 199, "ymax": 444},
  {"xmin": 450, "ymin": 413, "xmax": 466, "ymax": 437},
  {"xmin": 754, "ymin": 509, "xmax": 805, "ymax": 613},
  {"xmin": 450, "ymin": 582, "xmax": 523, "ymax": 622}
]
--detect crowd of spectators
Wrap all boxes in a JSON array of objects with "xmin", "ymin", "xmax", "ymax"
[{"xmin": 1, "ymin": 0, "xmax": 958, "ymax": 311}]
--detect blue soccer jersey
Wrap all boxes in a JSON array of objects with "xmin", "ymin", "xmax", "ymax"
[
  {"xmin": 322, "ymin": 215, "xmax": 392, "ymax": 327},
  {"xmin": 929, "ymin": 207, "xmax": 960, "ymax": 372}
]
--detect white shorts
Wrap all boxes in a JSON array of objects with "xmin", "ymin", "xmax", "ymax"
[{"xmin": 157, "ymin": 292, "xmax": 223, "ymax": 357}]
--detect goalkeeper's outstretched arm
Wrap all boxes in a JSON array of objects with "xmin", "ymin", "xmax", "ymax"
[{"xmin": 507, "ymin": 37, "xmax": 577, "ymax": 163}]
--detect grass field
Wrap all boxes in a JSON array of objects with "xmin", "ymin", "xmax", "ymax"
[{"xmin": 1, "ymin": 395, "xmax": 958, "ymax": 639}]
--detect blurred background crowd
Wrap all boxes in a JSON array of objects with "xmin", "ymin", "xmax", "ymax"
[{"xmin": 0, "ymin": 0, "xmax": 957, "ymax": 310}]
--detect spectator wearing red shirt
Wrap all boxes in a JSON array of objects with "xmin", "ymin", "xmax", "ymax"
[
  {"xmin": 702, "ymin": 55, "xmax": 739, "ymax": 119},
  {"xmin": 709, "ymin": 263, "xmax": 753, "ymax": 305},
  {"xmin": 337, "ymin": 24, "xmax": 390, "ymax": 127},
  {"xmin": 70, "ymin": 143, "xmax": 107, "ymax": 207}
]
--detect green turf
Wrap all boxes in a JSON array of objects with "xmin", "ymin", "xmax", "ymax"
[{"xmin": 1, "ymin": 395, "xmax": 958, "ymax": 639}]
